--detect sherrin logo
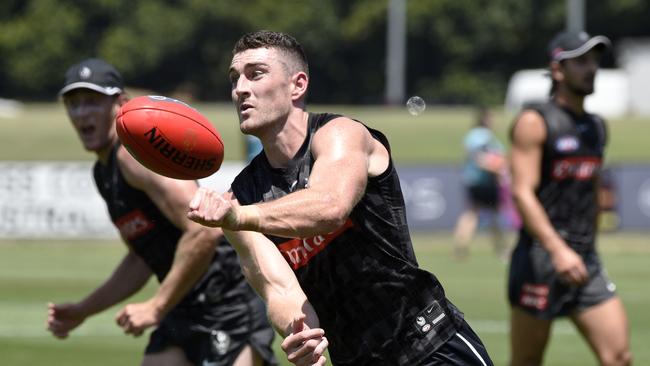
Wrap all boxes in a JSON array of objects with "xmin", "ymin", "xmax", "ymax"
[
  {"xmin": 555, "ymin": 135, "xmax": 580, "ymax": 152},
  {"xmin": 144, "ymin": 127, "xmax": 216, "ymax": 171}
]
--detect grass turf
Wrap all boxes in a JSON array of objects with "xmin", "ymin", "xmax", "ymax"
[
  {"xmin": 0, "ymin": 232, "xmax": 648, "ymax": 366},
  {"xmin": 1, "ymin": 104, "xmax": 648, "ymax": 364}
]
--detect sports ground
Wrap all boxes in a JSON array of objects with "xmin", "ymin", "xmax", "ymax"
[{"xmin": 1, "ymin": 103, "xmax": 649, "ymax": 365}]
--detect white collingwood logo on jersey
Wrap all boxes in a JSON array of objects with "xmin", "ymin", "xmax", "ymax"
[
  {"xmin": 210, "ymin": 330, "xmax": 230, "ymax": 355},
  {"xmin": 556, "ymin": 135, "xmax": 580, "ymax": 152}
]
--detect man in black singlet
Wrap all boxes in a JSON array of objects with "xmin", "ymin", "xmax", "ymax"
[
  {"xmin": 46, "ymin": 58, "xmax": 277, "ymax": 366},
  {"xmin": 187, "ymin": 30, "xmax": 493, "ymax": 366},
  {"xmin": 508, "ymin": 31, "xmax": 631, "ymax": 366}
]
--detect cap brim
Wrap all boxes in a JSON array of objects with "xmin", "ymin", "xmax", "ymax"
[
  {"xmin": 553, "ymin": 35, "xmax": 612, "ymax": 61},
  {"xmin": 58, "ymin": 82, "xmax": 123, "ymax": 96}
]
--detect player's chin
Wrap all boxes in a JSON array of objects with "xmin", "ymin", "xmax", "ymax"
[
  {"xmin": 239, "ymin": 120, "xmax": 257, "ymax": 134},
  {"xmin": 82, "ymin": 142, "xmax": 103, "ymax": 153},
  {"xmin": 238, "ymin": 111, "xmax": 252, "ymax": 124}
]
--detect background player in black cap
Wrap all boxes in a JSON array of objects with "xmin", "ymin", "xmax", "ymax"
[
  {"xmin": 47, "ymin": 58, "xmax": 278, "ymax": 366},
  {"xmin": 508, "ymin": 31, "xmax": 632, "ymax": 366},
  {"xmin": 188, "ymin": 30, "xmax": 493, "ymax": 366}
]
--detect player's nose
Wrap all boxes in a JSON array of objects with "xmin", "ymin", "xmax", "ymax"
[{"xmin": 233, "ymin": 76, "xmax": 251, "ymax": 97}]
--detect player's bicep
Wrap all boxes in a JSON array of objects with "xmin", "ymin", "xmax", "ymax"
[
  {"xmin": 148, "ymin": 179, "xmax": 202, "ymax": 230},
  {"xmin": 309, "ymin": 118, "xmax": 372, "ymax": 207},
  {"xmin": 510, "ymin": 111, "xmax": 546, "ymax": 192},
  {"xmin": 116, "ymin": 146, "xmax": 199, "ymax": 230}
]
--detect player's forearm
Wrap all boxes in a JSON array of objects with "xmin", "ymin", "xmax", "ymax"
[
  {"xmin": 240, "ymin": 257, "xmax": 309, "ymax": 334},
  {"xmin": 235, "ymin": 189, "xmax": 350, "ymax": 238},
  {"xmin": 266, "ymin": 283, "xmax": 320, "ymax": 337},
  {"xmin": 512, "ymin": 188, "xmax": 566, "ymax": 252},
  {"xmin": 231, "ymin": 231, "xmax": 320, "ymax": 335},
  {"xmin": 150, "ymin": 229, "xmax": 215, "ymax": 316},
  {"xmin": 78, "ymin": 253, "xmax": 151, "ymax": 317}
]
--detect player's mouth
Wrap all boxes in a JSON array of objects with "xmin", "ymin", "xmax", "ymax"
[
  {"xmin": 240, "ymin": 103, "xmax": 253, "ymax": 113},
  {"xmin": 80, "ymin": 125, "xmax": 96, "ymax": 138}
]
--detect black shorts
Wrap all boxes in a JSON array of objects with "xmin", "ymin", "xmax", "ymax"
[
  {"xmin": 467, "ymin": 184, "xmax": 499, "ymax": 209},
  {"xmin": 422, "ymin": 319, "xmax": 493, "ymax": 366},
  {"xmin": 508, "ymin": 241, "xmax": 616, "ymax": 319},
  {"xmin": 145, "ymin": 295, "xmax": 277, "ymax": 366}
]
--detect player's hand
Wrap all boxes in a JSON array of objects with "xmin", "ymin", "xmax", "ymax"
[
  {"xmin": 477, "ymin": 151, "xmax": 505, "ymax": 174},
  {"xmin": 188, "ymin": 187, "xmax": 238, "ymax": 229},
  {"xmin": 115, "ymin": 300, "xmax": 162, "ymax": 337},
  {"xmin": 46, "ymin": 302, "xmax": 86, "ymax": 339},
  {"xmin": 551, "ymin": 245, "xmax": 588, "ymax": 286},
  {"xmin": 281, "ymin": 316, "xmax": 328, "ymax": 366}
]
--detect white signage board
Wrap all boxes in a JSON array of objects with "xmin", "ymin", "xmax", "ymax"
[{"xmin": 0, "ymin": 161, "xmax": 244, "ymax": 239}]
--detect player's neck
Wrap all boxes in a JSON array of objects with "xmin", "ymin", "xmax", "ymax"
[
  {"xmin": 95, "ymin": 140, "xmax": 118, "ymax": 165},
  {"xmin": 553, "ymin": 92, "xmax": 585, "ymax": 115},
  {"xmin": 262, "ymin": 110, "xmax": 309, "ymax": 169}
]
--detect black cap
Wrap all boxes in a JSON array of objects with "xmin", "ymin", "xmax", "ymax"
[
  {"xmin": 59, "ymin": 58, "xmax": 124, "ymax": 96},
  {"xmin": 548, "ymin": 31, "xmax": 611, "ymax": 62}
]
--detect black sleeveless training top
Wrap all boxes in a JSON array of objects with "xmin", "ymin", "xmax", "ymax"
[
  {"xmin": 515, "ymin": 101, "xmax": 607, "ymax": 250},
  {"xmin": 231, "ymin": 113, "xmax": 463, "ymax": 365},
  {"xmin": 93, "ymin": 144, "xmax": 255, "ymax": 308}
]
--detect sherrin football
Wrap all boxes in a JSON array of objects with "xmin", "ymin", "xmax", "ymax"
[{"xmin": 116, "ymin": 95, "xmax": 224, "ymax": 180}]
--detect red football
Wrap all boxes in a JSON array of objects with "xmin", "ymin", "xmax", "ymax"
[{"xmin": 116, "ymin": 95, "xmax": 224, "ymax": 180}]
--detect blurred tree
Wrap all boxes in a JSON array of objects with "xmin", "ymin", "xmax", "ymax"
[{"xmin": 0, "ymin": 0, "xmax": 648, "ymax": 104}]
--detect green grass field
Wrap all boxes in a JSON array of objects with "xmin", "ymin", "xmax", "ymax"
[
  {"xmin": 1, "ymin": 103, "xmax": 649, "ymax": 365},
  {"xmin": 0, "ymin": 233, "xmax": 648, "ymax": 366}
]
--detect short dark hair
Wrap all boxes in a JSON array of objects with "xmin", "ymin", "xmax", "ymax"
[{"xmin": 233, "ymin": 30, "xmax": 309, "ymax": 76}]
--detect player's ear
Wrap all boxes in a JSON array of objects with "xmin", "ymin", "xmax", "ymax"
[
  {"xmin": 116, "ymin": 93, "xmax": 129, "ymax": 107},
  {"xmin": 290, "ymin": 72, "xmax": 309, "ymax": 101},
  {"xmin": 549, "ymin": 61, "xmax": 564, "ymax": 83}
]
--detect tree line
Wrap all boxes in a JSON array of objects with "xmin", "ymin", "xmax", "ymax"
[{"xmin": 1, "ymin": 0, "xmax": 649, "ymax": 105}]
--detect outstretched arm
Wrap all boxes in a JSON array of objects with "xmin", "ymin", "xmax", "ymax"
[
  {"xmin": 224, "ymin": 220, "xmax": 327, "ymax": 365},
  {"xmin": 114, "ymin": 146, "xmax": 221, "ymax": 336},
  {"xmin": 46, "ymin": 249, "xmax": 152, "ymax": 339},
  {"xmin": 188, "ymin": 117, "xmax": 389, "ymax": 238}
]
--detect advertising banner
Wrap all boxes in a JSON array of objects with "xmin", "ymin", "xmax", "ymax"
[{"xmin": 0, "ymin": 162, "xmax": 646, "ymax": 239}]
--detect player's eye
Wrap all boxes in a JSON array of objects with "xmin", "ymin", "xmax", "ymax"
[
  {"xmin": 228, "ymin": 73, "xmax": 239, "ymax": 86},
  {"xmin": 65, "ymin": 99, "xmax": 80, "ymax": 108}
]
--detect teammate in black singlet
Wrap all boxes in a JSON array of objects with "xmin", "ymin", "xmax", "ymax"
[
  {"xmin": 508, "ymin": 31, "xmax": 631, "ymax": 366},
  {"xmin": 187, "ymin": 30, "xmax": 493, "ymax": 366},
  {"xmin": 46, "ymin": 58, "xmax": 277, "ymax": 366}
]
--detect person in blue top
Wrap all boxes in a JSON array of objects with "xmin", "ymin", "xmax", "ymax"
[
  {"xmin": 453, "ymin": 106, "xmax": 509, "ymax": 260},
  {"xmin": 244, "ymin": 135, "xmax": 264, "ymax": 163}
]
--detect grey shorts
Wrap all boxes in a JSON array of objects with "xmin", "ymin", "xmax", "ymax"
[
  {"xmin": 145, "ymin": 295, "xmax": 277, "ymax": 366},
  {"xmin": 508, "ymin": 241, "xmax": 616, "ymax": 319}
]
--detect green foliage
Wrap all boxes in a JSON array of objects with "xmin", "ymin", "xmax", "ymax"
[
  {"xmin": 0, "ymin": 0, "xmax": 84, "ymax": 93},
  {"xmin": 0, "ymin": 0, "xmax": 649, "ymax": 104},
  {"xmin": 101, "ymin": 1, "xmax": 195, "ymax": 74}
]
